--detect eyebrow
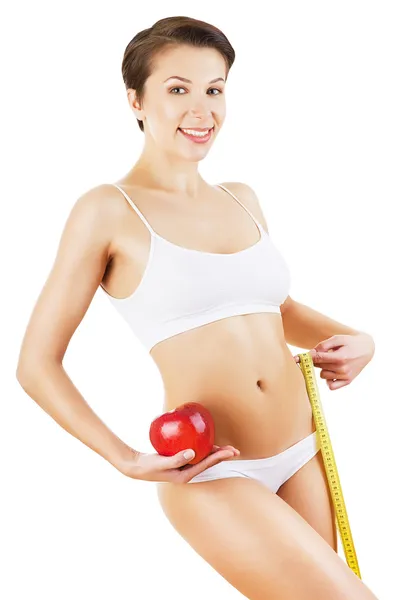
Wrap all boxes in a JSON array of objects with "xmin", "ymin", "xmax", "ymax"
[{"xmin": 164, "ymin": 76, "xmax": 225, "ymax": 84}]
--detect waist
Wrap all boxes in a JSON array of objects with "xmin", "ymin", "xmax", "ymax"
[
  {"xmin": 155, "ymin": 312, "xmax": 299, "ymax": 397},
  {"xmin": 155, "ymin": 314, "xmax": 313, "ymax": 457},
  {"xmin": 162, "ymin": 359, "xmax": 313, "ymax": 459}
]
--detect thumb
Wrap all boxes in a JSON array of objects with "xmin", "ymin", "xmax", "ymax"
[
  {"xmin": 314, "ymin": 335, "xmax": 346, "ymax": 352},
  {"xmin": 172, "ymin": 449, "xmax": 196, "ymax": 466}
]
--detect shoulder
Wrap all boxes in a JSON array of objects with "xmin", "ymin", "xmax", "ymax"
[
  {"xmin": 69, "ymin": 183, "xmax": 117, "ymax": 216},
  {"xmin": 62, "ymin": 183, "xmax": 129, "ymax": 257},
  {"xmin": 218, "ymin": 181, "xmax": 269, "ymax": 232},
  {"xmin": 68, "ymin": 183, "xmax": 133, "ymax": 229}
]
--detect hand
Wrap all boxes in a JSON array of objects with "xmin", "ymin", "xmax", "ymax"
[
  {"xmin": 118, "ymin": 444, "xmax": 241, "ymax": 483},
  {"xmin": 294, "ymin": 332, "xmax": 375, "ymax": 390}
]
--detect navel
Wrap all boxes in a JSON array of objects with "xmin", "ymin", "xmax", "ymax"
[{"xmin": 256, "ymin": 379, "xmax": 265, "ymax": 391}]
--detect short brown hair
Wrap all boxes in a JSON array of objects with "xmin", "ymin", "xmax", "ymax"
[{"xmin": 121, "ymin": 16, "xmax": 236, "ymax": 132}]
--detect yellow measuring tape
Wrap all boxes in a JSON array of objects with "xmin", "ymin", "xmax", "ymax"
[{"xmin": 297, "ymin": 352, "xmax": 362, "ymax": 580}]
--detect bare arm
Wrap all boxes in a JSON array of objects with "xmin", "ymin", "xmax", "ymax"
[{"xmin": 16, "ymin": 185, "xmax": 135, "ymax": 472}]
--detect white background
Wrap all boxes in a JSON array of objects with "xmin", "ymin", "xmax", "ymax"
[{"xmin": 2, "ymin": 1, "xmax": 399, "ymax": 599}]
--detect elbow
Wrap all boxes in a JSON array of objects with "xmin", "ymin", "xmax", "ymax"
[
  {"xmin": 16, "ymin": 355, "xmax": 54, "ymax": 392},
  {"xmin": 16, "ymin": 362, "xmax": 36, "ymax": 392}
]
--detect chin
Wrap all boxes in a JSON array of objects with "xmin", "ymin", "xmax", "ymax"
[{"xmin": 180, "ymin": 152, "xmax": 209, "ymax": 164}]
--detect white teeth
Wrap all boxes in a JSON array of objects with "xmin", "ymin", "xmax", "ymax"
[{"xmin": 180, "ymin": 128, "xmax": 212, "ymax": 137}]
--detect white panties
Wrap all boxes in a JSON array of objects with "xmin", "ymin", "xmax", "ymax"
[{"xmin": 188, "ymin": 431, "xmax": 321, "ymax": 493}]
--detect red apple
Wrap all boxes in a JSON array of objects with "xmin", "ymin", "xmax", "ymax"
[{"xmin": 149, "ymin": 402, "xmax": 215, "ymax": 465}]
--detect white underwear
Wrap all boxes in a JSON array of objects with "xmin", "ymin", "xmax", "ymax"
[{"xmin": 188, "ymin": 431, "xmax": 321, "ymax": 493}]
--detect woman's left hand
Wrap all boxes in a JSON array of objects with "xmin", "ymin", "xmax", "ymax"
[{"xmin": 293, "ymin": 333, "xmax": 375, "ymax": 390}]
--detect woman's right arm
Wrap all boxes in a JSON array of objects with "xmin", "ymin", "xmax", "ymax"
[
  {"xmin": 16, "ymin": 184, "xmax": 240, "ymax": 482},
  {"xmin": 16, "ymin": 184, "xmax": 135, "ymax": 472}
]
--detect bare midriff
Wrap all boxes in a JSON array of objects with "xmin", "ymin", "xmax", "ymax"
[
  {"xmin": 149, "ymin": 311, "xmax": 316, "ymax": 461},
  {"xmin": 105, "ymin": 181, "xmax": 316, "ymax": 461}
]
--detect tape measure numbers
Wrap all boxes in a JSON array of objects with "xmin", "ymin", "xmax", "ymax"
[{"xmin": 298, "ymin": 352, "xmax": 362, "ymax": 580}]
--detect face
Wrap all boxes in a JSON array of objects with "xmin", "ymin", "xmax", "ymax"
[{"xmin": 130, "ymin": 44, "xmax": 227, "ymax": 161}]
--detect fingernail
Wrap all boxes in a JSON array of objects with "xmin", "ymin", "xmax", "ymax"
[{"xmin": 183, "ymin": 450, "xmax": 195, "ymax": 460}]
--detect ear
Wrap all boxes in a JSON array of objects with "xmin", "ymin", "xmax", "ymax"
[{"xmin": 127, "ymin": 89, "xmax": 145, "ymax": 122}]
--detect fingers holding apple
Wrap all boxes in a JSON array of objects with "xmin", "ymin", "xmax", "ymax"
[
  {"xmin": 177, "ymin": 444, "xmax": 240, "ymax": 471},
  {"xmin": 145, "ymin": 402, "xmax": 240, "ymax": 482},
  {"xmin": 121, "ymin": 443, "xmax": 239, "ymax": 483},
  {"xmin": 117, "ymin": 403, "xmax": 240, "ymax": 483},
  {"xmin": 176, "ymin": 445, "xmax": 241, "ymax": 482},
  {"xmin": 149, "ymin": 401, "xmax": 217, "ymax": 465}
]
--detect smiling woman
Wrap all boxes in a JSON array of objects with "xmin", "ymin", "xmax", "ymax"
[
  {"xmin": 16, "ymin": 14, "xmax": 378, "ymax": 600},
  {"xmin": 120, "ymin": 17, "xmax": 234, "ymax": 134},
  {"xmin": 120, "ymin": 23, "xmax": 230, "ymax": 156}
]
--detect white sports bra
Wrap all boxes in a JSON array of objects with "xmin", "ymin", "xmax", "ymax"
[{"xmin": 101, "ymin": 183, "xmax": 291, "ymax": 353}]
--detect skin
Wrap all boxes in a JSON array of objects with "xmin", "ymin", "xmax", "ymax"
[{"xmin": 16, "ymin": 44, "xmax": 379, "ymax": 599}]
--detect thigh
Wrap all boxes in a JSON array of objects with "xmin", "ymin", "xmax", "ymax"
[
  {"xmin": 157, "ymin": 478, "xmax": 377, "ymax": 600},
  {"xmin": 277, "ymin": 448, "xmax": 338, "ymax": 551}
]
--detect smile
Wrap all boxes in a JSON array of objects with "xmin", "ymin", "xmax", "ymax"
[{"xmin": 178, "ymin": 127, "xmax": 214, "ymax": 143}]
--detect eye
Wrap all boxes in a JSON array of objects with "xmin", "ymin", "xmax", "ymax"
[
  {"xmin": 169, "ymin": 87, "xmax": 186, "ymax": 94},
  {"xmin": 169, "ymin": 87, "xmax": 223, "ymax": 95}
]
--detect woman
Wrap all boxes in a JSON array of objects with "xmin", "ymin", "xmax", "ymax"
[{"xmin": 16, "ymin": 16, "xmax": 377, "ymax": 600}]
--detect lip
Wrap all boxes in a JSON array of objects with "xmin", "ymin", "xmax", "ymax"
[
  {"xmin": 178, "ymin": 126, "xmax": 214, "ymax": 143},
  {"xmin": 179, "ymin": 126, "xmax": 214, "ymax": 132}
]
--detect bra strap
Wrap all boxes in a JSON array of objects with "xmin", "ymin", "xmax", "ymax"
[
  {"xmin": 111, "ymin": 184, "xmax": 157, "ymax": 235},
  {"xmin": 216, "ymin": 184, "xmax": 263, "ymax": 232}
]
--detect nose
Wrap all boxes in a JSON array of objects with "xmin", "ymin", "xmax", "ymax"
[{"xmin": 187, "ymin": 97, "xmax": 212, "ymax": 120}]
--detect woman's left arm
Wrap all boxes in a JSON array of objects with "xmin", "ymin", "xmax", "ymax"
[{"xmin": 282, "ymin": 299, "xmax": 375, "ymax": 390}]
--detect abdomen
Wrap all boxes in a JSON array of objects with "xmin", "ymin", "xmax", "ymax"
[{"xmin": 152, "ymin": 312, "xmax": 314, "ymax": 459}]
